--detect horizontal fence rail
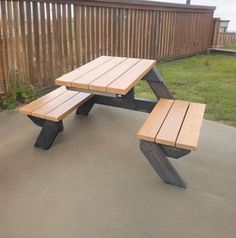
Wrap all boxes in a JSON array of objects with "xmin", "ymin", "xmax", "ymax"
[{"xmin": 0, "ymin": 0, "xmax": 215, "ymax": 95}]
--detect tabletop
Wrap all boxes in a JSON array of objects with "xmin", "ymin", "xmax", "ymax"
[{"xmin": 55, "ymin": 56, "xmax": 156, "ymax": 95}]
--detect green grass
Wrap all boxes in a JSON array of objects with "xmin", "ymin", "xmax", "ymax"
[
  {"xmin": 224, "ymin": 44, "xmax": 236, "ymax": 51},
  {"xmin": 136, "ymin": 54, "xmax": 236, "ymax": 127}
]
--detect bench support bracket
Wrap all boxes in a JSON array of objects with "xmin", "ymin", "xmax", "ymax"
[
  {"xmin": 28, "ymin": 116, "xmax": 64, "ymax": 150},
  {"xmin": 35, "ymin": 120, "xmax": 64, "ymax": 150},
  {"xmin": 140, "ymin": 140, "xmax": 187, "ymax": 188},
  {"xmin": 76, "ymin": 97, "xmax": 95, "ymax": 116},
  {"xmin": 28, "ymin": 115, "xmax": 45, "ymax": 127}
]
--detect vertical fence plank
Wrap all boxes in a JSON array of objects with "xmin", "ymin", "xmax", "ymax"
[
  {"xmin": 0, "ymin": 37, "xmax": 4, "ymax": 93},
  {"xmin": 67, "ymin": 4, "xmax": 74, "ymax": 70},
  {"xmin": 19, "ymin": 1, "xmax": 29, "ymax": 84},
  {"xmin": 40, "ymin": 2, "xmax": 47, "ymax": 84},
  {"xmin": 0, "ymin": 0, "xmax": 10, "ymax": 92},
  {"xmin": 32, "ymin": 1, "xmax": 41, "ymax": 84},
  {"xmin": 46, "ymin": 2, "xmax": 53, "ymax": 81},
  {"xmin": 26, "ymin": 1, "xmax": 34, "ymax": 83}
]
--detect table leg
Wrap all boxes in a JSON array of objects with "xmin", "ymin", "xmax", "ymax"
[
  {"xmin": 121, "ymin": 88, "xmax": 135, "ymax": 100},
  {"xmin": 143, "ymin": 66, "xmax": 174, "ymax": 99},
  {"xmin": 28, "ymin": 116, "xmax": 64, "ymax": 150},
  {"xmin": 34, "ymin": 120, "xmax": 64, "ymax": 150},
  {"xmin": 76, "ymin": 97, "xmax": 95, "ymax": 116},
  {"xmin": 140, "ymin": 140, "xmax": 186, "ymax": 188}
]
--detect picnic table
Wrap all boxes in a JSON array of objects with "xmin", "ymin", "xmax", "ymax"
[
  {"xmin": 19, "ymin": 56, "xmax": 205, "ymax": 188},
  {"xmin": 55, "ymin": 56, "xmax": 173, "ymax": 112}
]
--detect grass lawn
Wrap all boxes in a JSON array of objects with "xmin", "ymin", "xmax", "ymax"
[
  {"xmin": 136, "ymin": 54, "xmax": 236, "ymax": 127},
  {"xmin": 224, "ymin": 44, "xmax": 236, "ymax": 51}
]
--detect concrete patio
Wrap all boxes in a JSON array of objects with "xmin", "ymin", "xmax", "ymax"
[{"xmin": 0, "ymin": 105, "xmax": 236, "ymax": 238}]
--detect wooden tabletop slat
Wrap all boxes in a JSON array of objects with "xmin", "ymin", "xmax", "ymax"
[
  {"xmin": 137, "ymin": 99, "xmax": 174, "ymax": 142},
  {"xmin": 55, "ymin": 56, "xmax": 113, "ymax": 86},
  {"xmin": 19, "ymin": 86, "xmax": 67, "ymax": 115},
  {"xmin": 176, "ymin": 102, "xmax": 206, "ymax": 151},
  {"xmin": 45, "ymin": 92, "xmax": 93, "ymax": 122},
  {"xmin": 88, "ymin": 58, "xmax": 141, "ymax": 92},
  {"xmin": 106, "ymin": 59, "xmax": 156, "ymax": 94},
  {"xmin": 155, "ymin": 100, "xmax": 189, "ymax": 147},
  {"xmin": 31, "ymin": 90, "xmax": 78, "ymax": 119},
  {"xmin": 55, "ymin": 57, "xmax": 156, "ymax": 95},
  {"xmin": 71, "ymin": 57, "xmax": 127, "ymax": 89}
]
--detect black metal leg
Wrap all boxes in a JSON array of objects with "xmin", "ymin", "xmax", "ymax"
[
  {"xmin": 28, "ymin": 115, "xmax": 46, "ymax": 127},
  {"xmin": 34, "ymin": 120, "xmax": 64, "ymax": 150},
  {"xmin": 140, "ymin": 140, "xmax": 186, "ymax": 188},
  {"xmin": 76, "ymin": 97, "xmax": 95, "ymax": 116},
  {"xmin": 121, "ymin": 88, "xmax": 135, "ymax": 100},
  {"xmin": 143, "ymin": 67, "xmax": 174, "ymax": 99}
]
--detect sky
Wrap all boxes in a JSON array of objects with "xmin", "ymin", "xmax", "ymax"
[{"xmin": 155, "ymin": 0, "xmax": 236, "ymax": 32}]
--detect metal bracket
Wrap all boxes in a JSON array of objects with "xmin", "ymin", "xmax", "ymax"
[{"xmin": 76, "ymin": 96, "xmax": 96, "ymax": 116}]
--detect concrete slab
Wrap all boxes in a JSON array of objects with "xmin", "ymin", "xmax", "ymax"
[{"xmin": 0, "ymin": 105, "xmax": 236, "ymax": 238}]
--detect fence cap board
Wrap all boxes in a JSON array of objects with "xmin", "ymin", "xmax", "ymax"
[
  {"xmin": 23, "ymin": 0, "xmax": 216, "ymax": 12},
  {"xmin": 89, "ymin": 0, "xmax": 216, "ymax": 10}
]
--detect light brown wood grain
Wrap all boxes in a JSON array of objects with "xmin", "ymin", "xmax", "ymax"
[
  {"xmin": 45, "ymin": 92, "xmax": 93, "ymax": 121},
  {"xmin": 40, "ymin": 2, "xmax": 47, "ymax": 82},
  {"xmin": 71, "ymin": 57, "xmax": 126, "ymax": 89},
  {"xmin": 19, "ymin": 86, "xmax": 67, "ymax": 115},
  {"xmin": 31, "ymin": 90, "xmax": 78, "ymax": 118},
  {"xmin": 106, "ymin": 59, "xmax": 156, "ymax": 95},
  {"xmin": 137, "ymin": 99, "xmax": 174, "ymax": 142},
  {"xmin": 89, "ymin": 58, "xmax": 141, "ymax": 92},
  {"xmin": 55, "ymin": 56, "xmax": 113, "ymax": 86},
  {"xmin": 176, "ymin": 102, "xmax": 206, "ymax": 151},
  {"xmin": 155, "ymin": 100, "xmax": 189, "ymax": 147}
]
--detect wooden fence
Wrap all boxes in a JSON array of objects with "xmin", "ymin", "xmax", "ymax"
[
  {"xmin": 211, "ymin": 18, "xmax": 236, "ymax": 48},
  {"xmin": 214, "ymin": 32, "xmax": 236, "ymax": 47},
  {"xmin": 0, "ymin": 0, "xmax": 215, "ymax": 95}
]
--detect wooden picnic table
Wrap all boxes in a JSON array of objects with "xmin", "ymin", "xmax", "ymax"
[
  {"xmin": 19, "ymin": 55, "xmax": 205, "ymax": 188},
  {"xmin": 55, "ymin": 56, "xmax": 173, "ymax": 113}
]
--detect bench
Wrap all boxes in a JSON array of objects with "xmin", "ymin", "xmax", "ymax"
[
  {"xmin": 19, "ymin": 86, "xmax": 93, "ymax": 150},
  {"xmin": 137, "ymin": 98, "xmax": 206, "ymax": 188}
]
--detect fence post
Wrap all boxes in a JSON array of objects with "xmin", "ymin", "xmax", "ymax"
[
  {"xmin": 0, "ymin": 37, "xmax": 5, "ymax": 95},
  {"xmin": 211, "ymin": 18, "xmax": 221, "ymax": 48}
]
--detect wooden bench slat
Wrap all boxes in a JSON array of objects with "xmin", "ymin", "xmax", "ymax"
[
  {"xmin": 89, "ymin": 58, "xmax": 141, "ymax": 92},
  {"xmin": 176, "ymin": 102, "xmax": 206, "ymax": 151},
  {"xmin": 155, "ymin": 100, "xmax": 189, "ymax": 147},
  {"xmin": 31, "ymin": 90, "xmax": 78, "ymax": 119},
  {"xmin": 45, "ymin": 92, "xmax": 93, "ymax": 121},
  {"xmin": 137, "ymin": 99, "xmax": 174, "ymax": 142},
  {"xmin": 106, "ymin": 59, "xmax": 156, "ymax": 95},
  {"xmin": 19, "ymin": 86, "xmax": 67, "ymax": 115},
  {"xmin": 55, "ymin": 56, "xmax": 113, "ymax": 87},
  {"xmin": 71, "ymin": 57, "xmax": 127, "ymax": 89}
]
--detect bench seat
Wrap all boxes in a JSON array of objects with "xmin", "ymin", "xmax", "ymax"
[
  {"xmin": 19, "ymin": 86, "xmax": 93, "ymax": 149},
  {"xmin": 19, "ymin": 86, "xmax": 93, "ymax": 122},
  {"xmin": 137, "ymin": 98, "xmax": 206, "ymax": 151},
  {"xmin": 137, "ymin": 98, "xmax": 206, "ymax": 188}
]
